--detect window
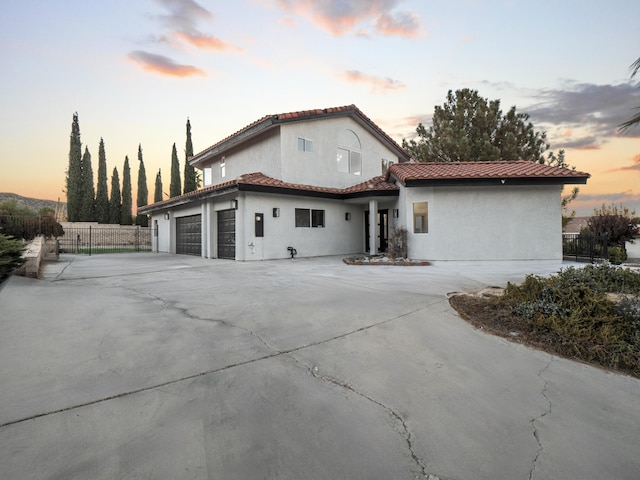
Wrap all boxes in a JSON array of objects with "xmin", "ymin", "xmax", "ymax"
[
  {"xmin": 203, "ymin": 167, "xmax": 212, "ymax": 186},
  {"xmin": 381, "ymin": 159, "xmax": 394, "ymax": 175},
  {"xmin": 336, "ymin": 130, "xmax": 362, "ymax": 175},
  {"xmin": 413, "ymin": 202, "xmax": 428, "ymax": 233},
  {"xmin": 295, "ymin": 208, "xmax": 325, "ymax": 228},
  {"xmin": 220, "ymin": 157, "xmax": 226, "ymax": 178},
  {"xmin": 298, "ymin": 137, "xmax": 313, "ymax": 152}
]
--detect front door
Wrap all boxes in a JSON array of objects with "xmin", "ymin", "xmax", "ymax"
[{"xmin": 364, "ymin": 209, "xmax": 388, "ymax": 253}]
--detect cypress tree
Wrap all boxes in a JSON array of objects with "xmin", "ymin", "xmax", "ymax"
[
  {"xmin": 95, "ymin": 138, "xmax": 110, "ymax": 223},
  {"xmin": 66, "ymin": 112, "xmax": 82, "ymax": 221},
  {"xmin": 154, "ymin": 169, "xmax": 163, "ymax": 203},
  {"xmin": 121, "ymin": 156, "xmax": 133, "ymax": 225},
  {"xmin": 136, "ymin": 144, "xmax": 149, "ymax": 227},
  {"xmin": 79, "ymin": 146, "xmax": 95, "ymax": 221},
  {"xmin": 170, "ymin": 143, "xmax": 181, "ymax": 197},
  {"xmin": 183, "ymin": 118, "xmax": 197, "ymax": 194},
  {"xmin": 109, "ymin": 167, "xmax": 122, "ymax": 224}
]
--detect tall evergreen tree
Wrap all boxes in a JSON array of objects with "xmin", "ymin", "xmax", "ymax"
[
  {"xmin": 170, "ymin": 143, "xmax": 181, "ymax": 197},
  {"xmin": 154, "ymin": 169, "xmax": 163, "ymax": 203},
  {"xmin": 95, "ymin": 138, "xmax": 110, "ymax": 223},
  {"xmin": 109, "ymin": 167, "xmax": 122, "ymax": 224},
  {"xmin": 183, "ymin": 119, "xmax": 197, "ymax": 194},
  {"xmin": 121, "ymin": 156, "xmax": 133, "ymax": 225},
  {"xmin": 79, "ymin": 146, "xmax": 95, "ymax": 221},
  {"xmin": 66, "ymin": 112, "xmax": 83, "ymax": 221},
  {"xmin": 136, "ymin": 144, "xmax": 149, "ymax": 227}
]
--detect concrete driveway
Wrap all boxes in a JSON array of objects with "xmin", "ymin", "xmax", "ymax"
[{"xmin": 1, "ymin": 254, "xmax": 639, "ymax": 480}]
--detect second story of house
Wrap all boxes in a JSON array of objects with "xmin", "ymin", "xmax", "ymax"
[{"xmin": 190, "ymin": 105, "xmax": 411, "ymax": 190}]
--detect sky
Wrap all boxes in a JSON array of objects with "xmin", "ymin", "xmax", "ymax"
[{"xmin": 1, "ymin": 0, "xmax": 639, "ymax": 217}]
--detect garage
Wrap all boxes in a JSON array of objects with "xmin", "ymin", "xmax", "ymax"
[
  {"xmin": 175, "ymin": 214, "xmax": 201, "ymax": 256},
  {"xmin": 217, "ymin": 209, "xmax": 235, "ymax": 259}
]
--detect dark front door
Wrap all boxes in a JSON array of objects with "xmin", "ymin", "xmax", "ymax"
[
  {"xmin": 217, "ymin": 209, "xmax": 236, "ymax": 259},
  {"xmin": 365, "ymin": 209, "xmax": 388, "ymax": 253},
  {"xmin": 175, "ymin": 214, "xmax": 201, "ymax": 256}
]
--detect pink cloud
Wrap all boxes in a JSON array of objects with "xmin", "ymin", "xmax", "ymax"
[
  {"xmin": 342, "ymin": 69, "xmax": 406, "ymax": 92},
  {"xmin": 276, "ymin": 0, "xmax": 422, "ymax": 37},
  {"xmin": 173, "ymin": 31, "xmax": 243, "ymax": 52},
  {"xmin": 128, "ymin": 51, "xmax": 205, "ymax": 77}
]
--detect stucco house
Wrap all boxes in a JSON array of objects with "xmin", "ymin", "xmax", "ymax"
[{"xmin": 138, "ymin": 105, "xmax": 590, "ymax": 261}]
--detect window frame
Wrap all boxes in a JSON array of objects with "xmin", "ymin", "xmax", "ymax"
[
  {"xmin": 297, "ymin": 137, "xmax": 313, "ymax": 152},
  {"xmin": 295, "ymin": 208, "xmax": 325, "ymax": 228},
  {"xmin": 220, "ymin": 156, "xmax": 226, "ymax": 178},
  {"xmin": 413, "ymin": 202, "xmax": 428, "ymax": 234}
]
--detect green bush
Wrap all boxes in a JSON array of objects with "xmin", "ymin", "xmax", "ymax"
[
  {"xmin": 608, "ymin": 246, "xmax": 627, "ymax": 265},
  {"xmin": 0, "ymin": 234, "xmax": 25, "ymax": 281}
]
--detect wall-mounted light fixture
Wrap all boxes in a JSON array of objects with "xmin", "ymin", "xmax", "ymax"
[
  {"xmin": 273, "ymin": 208, "xmax": 280, "ymax": 218},
  {"xmin": 164, "ymin": 212, "xmax": 170, "ymax": 220},
  {"xmin": 345, "ymin": 212, "xmax": 351, "ymax": 221},
  {"xmin": 231, "ymin": 199, "xmax": 238, "ymax": 210},
  {"xmin": 393, "ymin": 209, "xmax": 399, "ymax": 218}
]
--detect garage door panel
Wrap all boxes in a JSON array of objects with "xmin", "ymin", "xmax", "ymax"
[
  {"xmin": 176, "ymin": 214, "xmax": 201, "ymax": 256},
  {"xmin": 217, "ymin": 209, "xmax": 235, "ymax": 259}
]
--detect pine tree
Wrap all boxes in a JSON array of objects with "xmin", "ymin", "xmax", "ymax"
[
  {"xmin": 170, "ymin": 143, "xmax": 181, "ymax": 197},
  {"xmin": 95, "ymin": 138, "xmax": 110, "ymax": 223},
  {"xmin": 121, "ymin": 156, "xmax": 133, "ymax": 225},
  {"xmin": 154, "ymin": 169, "xmax": 163, "ymax": 203},
  {"xmin": 109, "ymin": 167, "xmax": 122, "ymax": 224},
  {"xmin": 136, "ymin": 144, "xmax": 149, "ymax": 227},
  {"xmin": 79, "ymin": 146, "xmax": 95, "ymax": 221},
  {"xmin": 183, "ymin": 119, "xmax": 197, "ymax": 194},
  {"xmin": 66, "ymin": 112, "xmax": 82, "ymax": 221}
]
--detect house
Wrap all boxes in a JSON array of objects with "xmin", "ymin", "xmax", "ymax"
[{"xmin": 138, "ymin": 105, "xmax": 590, "ymax": 262}]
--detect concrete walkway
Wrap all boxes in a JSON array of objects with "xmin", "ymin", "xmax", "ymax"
[{"xmin": 1, "ymin": 254, "xmax": 639, "ymax": 480}]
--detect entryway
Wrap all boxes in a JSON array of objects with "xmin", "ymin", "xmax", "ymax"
[
  {"xmin": 364, "ymin": 209, "xmax": 388, "ymax": 253},
  {"xmin": 217, "ymin": 209, "xmax": 236, "ymax": 259}
]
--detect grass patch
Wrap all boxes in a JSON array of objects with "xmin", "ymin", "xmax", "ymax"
[{"xmin": 450, "ymin": 264, "xmax": 640, "ymax": 378}]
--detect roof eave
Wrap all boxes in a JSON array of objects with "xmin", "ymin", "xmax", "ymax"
[{"xmin": 402, "ymin": 176, "xmax": 590, "ymax": 187}]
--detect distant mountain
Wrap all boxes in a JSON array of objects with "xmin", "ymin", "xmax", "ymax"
[{"xmin": 0, "ymin": 192, "xmax": 66, "ymax": 216}]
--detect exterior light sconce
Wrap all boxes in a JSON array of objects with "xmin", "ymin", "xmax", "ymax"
[
  {"xmin": 164, "ymin": 212, "xmax": 170, "ymax": 220},
  {"xmin": 231, "ymin": 199, "xmax": 238, "ymax": 210},
  {"xmin": 273, "ymin": 208, "xmax": 280, "ymax": 217},
  {"xmin": 393, "ymin": 209, "xmax": 399, "ymax": 218},
  {"xmin": 345, "ymin": 212, "xmax": 351, "ymax": 221}
]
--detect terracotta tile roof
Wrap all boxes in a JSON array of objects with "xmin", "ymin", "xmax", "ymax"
[
  {"xmin": 387, "ymin": 160, "xmax": 590, "ymax": 185},
  {"xmin": 138, "ymin": 172, "xmax": 399, "ymax": 214},
  {"xmin": 190, "ymin": 104, "xmax": 410, "ymax": 165}
]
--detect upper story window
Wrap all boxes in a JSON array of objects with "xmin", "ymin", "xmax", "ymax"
[
  {"xmin": 381, "ymin": 159, "xmax": 394, "ymax": 175},
  {"xmin": 204, "ymin": 166, "xmax": 212, "ymax": 186},
  {"xmin": 220, "ymin": 156, "xmax": 226, "ymax": 178},
  {"xmin": 298, "ymin": 137, "xmax": 313, "ymax": 152},
  {"xmin": 337, "ymin": 130, "xmax": 362, "ymax": 175}
]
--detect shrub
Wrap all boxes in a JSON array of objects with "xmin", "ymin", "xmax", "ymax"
[
  {"xmin": 387, "ymin": 226, "xmax": 408, "ymax": 259},
  {"xmin": 0, "ymin": 234, "xmax": 25, "ymax": 281},
  {"xmin": 608, "ymin": 246, "xmax": 627, "ymax": 265}
]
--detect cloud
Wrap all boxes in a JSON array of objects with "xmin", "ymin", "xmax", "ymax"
[
  {"xmin": 173, "ymin": 31, "xmax": 241, "ymax": 51},
  {"xmin": 275, "ymin": 0, "xmax": 422, "ymax": 37},
  {"xmin": 607, "ymin": 154, "xmax": 640, "ymax": 172},
  {"xmin": 342, "ymin": 70, "xmax": 406, "ymax": 92},
  {"xmin": 524, "ymin": 81, "xmax": 640, "ymax": 148},
  {"xmin": 128, "ymin": 50, "xmax": 205, "ymax": 77}
]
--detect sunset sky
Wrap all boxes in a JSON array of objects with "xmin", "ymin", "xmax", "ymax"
[{"xmin": 1, "ymin": 0, "xmax": 639, "ymax": 217}]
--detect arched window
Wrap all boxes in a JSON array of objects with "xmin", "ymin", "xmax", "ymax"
[{"xmin": 336, "ymin": 130, "xmax": 362, "ymax": 175}]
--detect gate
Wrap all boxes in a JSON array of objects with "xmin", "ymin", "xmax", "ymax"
[
  {"xmin": 562, "ymin": 233, "xmax": 608, "ymax": 263},
  {"xmin": 58, "ymin": 225, "xmax": 152, "ymax": 255}
]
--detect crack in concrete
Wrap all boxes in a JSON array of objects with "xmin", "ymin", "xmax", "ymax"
[
  {"xmin": 529, "ymin": 356, "xmax": 554, "ymax": 480},
  {"xmin": 0, "ymin": 292, "xmax": 430, "ymax": 430},
  {"xmin": 290, "ymin": 357, "xmax": 429, "ymax": 479}
]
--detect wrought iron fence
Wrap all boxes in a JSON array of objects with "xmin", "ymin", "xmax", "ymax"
[
  {"xmin": 58, "ymin": 225, "xmax": 152, "ymax": 255},
  {"xmin": 562, "ymin": 233, "xmax": 608, "ymax": 263}
]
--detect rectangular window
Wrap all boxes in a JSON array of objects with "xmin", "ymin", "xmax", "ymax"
[
  {"xmin": 295, "ymin": 208, "xmax": 310, "ymax": 227},
  {"xmin": 337, "ymin": 148, "xmax": 349, "ymax": 173},
  {"xmin": 220, "ymin": 157, "xmax": 226, "ymax": 178},
  {"xmin": 298, "ymin": 137, "xmax": 313, "ymax": 152},
  {"xmin": 413, "ymin": 202, "xmax": 428, "ymax": 233},
  {"xmin": 311, "ymin": 209, "xmax": 324, "ymax": 227},
  {"xmin": 295, "ymin": 208, "xmax": 325, "ymax": 228},
  {"xmin": 381, "ymin": 159, "xmax": 394, "ymax": 175},
  {"xmin": 350, "ymin": 152, "xmax": 362, "ymax": 175},
  {"xmin": 203, "ymin": 167, "xmax": 212, "ymax": 186}
]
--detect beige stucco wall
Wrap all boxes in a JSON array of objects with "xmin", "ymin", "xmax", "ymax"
[{"xmin": 401, "ymin": 185, "xmax": 563, "ymax": 261}]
